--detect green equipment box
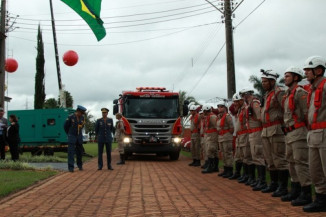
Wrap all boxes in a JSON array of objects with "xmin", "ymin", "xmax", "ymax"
[{"xmin": 8, "ymin": 108, "xmax": 74, "ymax": 155}]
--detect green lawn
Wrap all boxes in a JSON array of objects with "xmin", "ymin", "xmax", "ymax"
[
  {"xmin": 0, "ymin": 142, "xmax": 116, "ymax": 198},
  {"xmin": 0, "ymin": 170, "xmax": 58, "ymax": 198}
]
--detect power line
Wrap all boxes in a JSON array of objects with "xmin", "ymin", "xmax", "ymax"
[
  {"xmin": 234, "ymin": 0, "xmax": 266, "ymax": 29},
  {"xmin": 188, "ymin": 42, "xmax": 226, "ymax": 95}
]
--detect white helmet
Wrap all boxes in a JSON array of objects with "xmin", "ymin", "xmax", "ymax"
[
  {"xmin": 232, "ymin": 93, "xmax": 241, "ymax": 101},
  {"xmin": 303, "ymin": 56, "xmax": 326, "ymax": 69},
  {"xmin": 216, "ymin": 100, "xmax": 226, "ymax": 107},
  {"xmin": 285, "ymin": 66, "xmax": 304, "ymax": 78},
  {"xmin": 202, "ymin": 104, "xmax": 212, "ymax": 111},
  {"xmin": 189, "ymin": 105, "xmax": 197, "ymax": 111},
  {"xmin": 261, "ymin": 69, "xmax": 279, "ymax": 80},
  {"xmin": 239, "ymin": 88, "xmax": 254, "ymax": 95}
]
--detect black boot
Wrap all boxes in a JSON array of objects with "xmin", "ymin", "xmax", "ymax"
[
  {"xmin": 213, "ymin": 157, "xmax": 219, "ymax": 172},
  {"xmin": 253, "ymin": 165, "xmax": 267, "ymax": 191},
  {"xmin": 261, "ymin": 170, "xmax": 278, "ymax": 193},
  {"xmin": 272, "ymin": 170, "xmax": 289, "ymax": 197},
  {"xmin": 218, "ymin": 166, "xmax": 227, "ymax": 177},
  {"xmin": 201, "ymin": 160, "xmax": 208, "ymax": 169},
  {"xmin": 238, "ymin": 164, "xmax": 249, "ymax": 183},
  {"xmin": 281, "ymin": 182, "xmax": 301, "ymax": 202},
  {"xmin": 229, "ymin": 162, "xmax": 242, "ymax": 180},
  {"xmin": 303, "ymin": 193, "xmax": 326, "ymax": 212},
  {"xmin": 223, "ymin": 167, "xmax": 233, "ymax": 178},
  {"xmin": 245, "ymin": 165, "xmax": 256, "ymax": 186},
  {"xmin": 202, "ymin": 158, "xmax": 214, "ymax": 174},
  {"xmin": 188, "ymin": 159, "xmax": 196, "ymax": 166},
  {"xmin": 117, "ymin": 154, "xmax": 125, "ymax": 165},
  {"xmin": 193, "ymin": 159, "xmax": 201, "ymax": 167},
  {"xmin": 291, "ymin": 185, "xmax": 312, "ymax": 206}
]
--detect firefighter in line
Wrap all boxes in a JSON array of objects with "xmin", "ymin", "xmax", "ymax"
[
  {"xmin": 302, "ymin": 56, "xmax": 326, "ymax": 213},
  {"xmin": 280, "ymin": 67, "xmax": 312, "ymax": 206},
  {"xmin": 260, "ymin": 70, "xmax": 289, "ymax": 197},
  {"xmin": 239, "ymin": 88, "xmax": 267, "ymax": 191},
  {"xmin": 201, "ymin": 105, "xmax": 219, "ymax": 173},
  {"xmin": 115, "ymin": 113, "xmax": 126, "ymax": 165},
  {"xmin": 64, "ymin": 105, "xmax": 87, "ymax": 172},
  {"xmin": 199, "ymin": 109, "xmax": 208, "ymax": 169},
  {"xmin": 216, "ymin": 100, "xmax": 234, "ymax": 178},
  {"xmin": 95, "ymin": 108, "xmax": 114, "ymax": 170},
  {"xmin": 188, "ymin": 105, "xmax": 201, "ymax": 167},
  {"xmin": 234, "ymin": 93, "xmax": 254, "ymax": 185},
  {"xmin": 228, "ymin": 98, "xmax": 243, "ymax": 180}
]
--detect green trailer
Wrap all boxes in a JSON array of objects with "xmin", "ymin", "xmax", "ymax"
[{"xmin": 8, "ymin": 108, "xmax": 74, "ymax": 155}]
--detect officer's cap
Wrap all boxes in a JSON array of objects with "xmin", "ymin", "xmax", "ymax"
[
  {"xmin": 101, "ymin": 108, "xmax": 109, "ymax": 113},
  {"xmin": 76, "ymin": 105, "xmax": 87, "ymax": 113}
]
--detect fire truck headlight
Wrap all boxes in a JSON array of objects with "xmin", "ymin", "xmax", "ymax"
[
  {"xmin": 123, "ymin": 137, "xmax": 131, "ymax": 144},
  {"xmin": 173, "ymin": 137, "xmax": 181, "ymax": 144}
]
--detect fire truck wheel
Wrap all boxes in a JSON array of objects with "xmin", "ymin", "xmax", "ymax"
[{"xmin": 169, "ymin": 152, "xmax": 180, "ymax": 161}]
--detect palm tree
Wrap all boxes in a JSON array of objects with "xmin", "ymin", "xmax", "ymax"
[
  {"xmin": 249, "ymin": 75, "xmax": 264, "ymax": 97},
  {"xmin": 178, "ymin": 90, "xmax": 199, "ymax": 115}
]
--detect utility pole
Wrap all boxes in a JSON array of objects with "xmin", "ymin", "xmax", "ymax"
[
  {"xmin": 205, "ymin": 0, "xmax": 243, "ymax": 99},
  {"xmin": 49, "ymin": 0, "xmax": 66, "ymax": 107},
  {"xmin": 0, "ymin": 0, "xmax": 6, "ymax": 108}
]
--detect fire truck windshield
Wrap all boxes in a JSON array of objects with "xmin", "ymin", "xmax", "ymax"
[{"xmin": 123, "ymin": 98, "xmax": 179, "ymax": 119}]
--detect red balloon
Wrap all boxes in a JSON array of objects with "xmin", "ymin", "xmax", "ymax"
[
  {"xmin": 63, "ymin": 50, "xmax": 78, "ymax": 66},
  {"xmin": 5, "ymin": 58, "xmax": 18, "ymax": 73}
]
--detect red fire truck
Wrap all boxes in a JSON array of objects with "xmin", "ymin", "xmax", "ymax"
[{"xmin": 113, "ymin": 87, "xmax": 188, "ymax": 160}]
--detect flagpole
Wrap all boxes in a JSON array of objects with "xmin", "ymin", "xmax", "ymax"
[
  {"xmin": 49, "ymin": 0, "xmax": 66, "ymax": 107},
  {"xmin": 0, "ymin": 0, "xmax": 7, "ymax": 108}
]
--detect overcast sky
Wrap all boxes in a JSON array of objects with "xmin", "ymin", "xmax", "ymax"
[{"xmin": 4, "ymin": 0, "xmax": 326, "ymax": 119}]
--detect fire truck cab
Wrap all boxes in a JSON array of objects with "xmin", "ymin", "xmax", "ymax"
[{"xmin": 113, "ymin": 87, "xmax": 187, "ymax": 160}]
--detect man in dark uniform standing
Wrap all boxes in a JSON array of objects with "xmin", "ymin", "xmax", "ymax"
[
  {"xmin": 64, "ymin": 105, "xmax": 86, "ymax": 172},
  {"xmin": 0, "ymin": 107, "xmax": 8, "ymax": 160},
  {"xmin": 95, "ymin": 108, "xmax": 114, "ymax": 170}
]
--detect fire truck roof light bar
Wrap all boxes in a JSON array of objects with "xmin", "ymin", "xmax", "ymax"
[{"xmin": 136, "ymin": 87, "xmax": 167, "ymax": 92}]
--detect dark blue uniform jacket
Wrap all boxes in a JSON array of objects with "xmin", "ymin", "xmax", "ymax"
[
  {"xmin": 95, "ymin": 118, "xmax": 113, "ymax": 143},
  {"xmin": 64, "ymin": 114, "xmax": 85, "ymax": 144}
]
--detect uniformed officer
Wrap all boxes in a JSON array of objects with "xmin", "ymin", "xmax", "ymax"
[
  {"xmin": 95, "ymin": 108, "xmax": 114, "ymax": 170},
  {"xmin": 64, "ymin": 105, "xmax": 86, "ymax": 172},
  {"xmin": 216, "ymin": 100, "xmax": 234, "ymax": 178},
  {"xmin": 0, "ymin": 107, "xmax": 8, "ymax": 160},
  {"xmin": 260, "ymin": 70, "xmax": 289, "ymax": 197},
  {"xmin": 115, "ymin": 113, "xmax": 126, "ymax": 165},
  {"xmin": 239, "ymin": 88, "xmax": 267, "ymax": 191},
  {"xmin": 199, "ymin": 109, "xmax": 208, "ymax": 169},
  {"xmin": 201, "ymin": 105, "xmax": 219, "ymax": 173},
  {"xmin": 281, "ymin": 67, "xmax": 312, "ymax": 206},
  {"xmin": 234, "ymin": 93, "xmax": 254, "ymax": 185},
  {"xmin": 188, "ymin": 105, "xmax": 201, "ymax": 167},
  {"xmin": 302, "ymin": 56, "xmax": 326, "ymax": 212}
]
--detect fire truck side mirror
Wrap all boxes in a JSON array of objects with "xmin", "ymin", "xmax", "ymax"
[
  {"xmin": 182, "ymin": 104, "xmax": 189, "ymax": 117},
  {"xmin": 113, "ymin": 99, "xmax": 119, "ymax": 115}
]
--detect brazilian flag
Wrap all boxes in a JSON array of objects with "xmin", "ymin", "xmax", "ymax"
[{"xmin": 61, "ymin": 0, "xmax": 106, "ymax": 41}]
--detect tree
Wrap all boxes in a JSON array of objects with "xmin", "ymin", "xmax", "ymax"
[
  {"xmin": 58, "ymin": 90, "xmax": 74, "ymax": 108},
  {"xmin": 178, "ymin": 90, "xmax": 199, "ymax": 115},
  {"xmin": 44, "ymin": 98, "xmax": 59, "ymax": 109},
  {"xmin": 84, "ymin": 111, "xmax": 95, "ymax": 134},
  {"xmin": 34, "ymin": 24, "xmax": 46, "ymax": 109}
]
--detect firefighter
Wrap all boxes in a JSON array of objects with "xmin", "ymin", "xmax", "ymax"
[
  {"xmin": 64, "ymin": 105, "xmax": 87, "ymax": 172},
  {"xmin": 188, "ymin": 105, "xmax": 201, "ymax": 167},
  {"xmin": 239, "ymin": 88, "xmax": 267, "ymax": 191},
  {"xmin": 302, "ymin": 56, "xmax": 326, "ymax": 213},
  {"xmin": 201, "ymin": 105, "xmax": 219, "ymax": 173},
  {"xmin": 199, "ymin": 109, "xmax": 208, "ymax": 169},
  {"xmin": 115, "ymin": 113, "xmax": 126, "ymax": 165},
  {"xmin": 95, "ymin": 108, "xmax": 114, "ymax": 170},
  {"xmin": 260, "ymin": 69, "xmax": 289, "ymax": 197},
  {"xmin": 233, "ymin": 93, "xmax": 254, "ymax": 185},
  {"xmin": 216, "ymin": 100, "xmax": 234, "ymax": 178},
  {"xmin": 281, "ymin": 67, "xmax": 312, "ymax": 206},
  {"xmin": 228, "ymin": 98, "xmax": 243, "ymax": 180}
]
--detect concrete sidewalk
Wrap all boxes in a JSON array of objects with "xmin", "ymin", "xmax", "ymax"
[{"xmin": 0, "ymin": 151, "xmax": 324, "ymax": 217}]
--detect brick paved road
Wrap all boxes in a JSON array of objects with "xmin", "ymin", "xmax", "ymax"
[{"xmin": 0, "ymin": 151, "xmax": 324, "ymax": 217}]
